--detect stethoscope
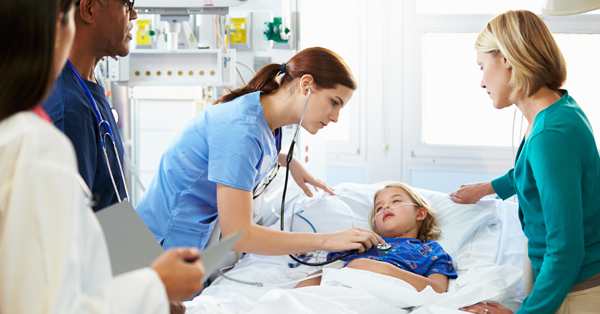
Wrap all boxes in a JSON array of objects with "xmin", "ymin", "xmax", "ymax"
[
  {"xmin": 279, "ymin": 86, "xmax": 391, "ymax": 267},
  {"xmin": 66, "ymin": 60, "xmax": 130, "ymax": 203},
  {"xmin": 218, "ymin": 84, "xmax": 390, "ymax": 287}
]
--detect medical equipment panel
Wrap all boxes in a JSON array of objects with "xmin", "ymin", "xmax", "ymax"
[{"xmin": 127, "ymin": 49, "xmax": 235, "ymax": 86}]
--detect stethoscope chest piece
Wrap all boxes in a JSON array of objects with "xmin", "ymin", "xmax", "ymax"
[{"xmin": 377, "ymin": 243, "xmax": 392, "ymax": 251}]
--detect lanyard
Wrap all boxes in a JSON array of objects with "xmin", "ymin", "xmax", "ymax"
[{"xmin": 32, "ymin": 106, "xmax": 51, "ymax": 123}]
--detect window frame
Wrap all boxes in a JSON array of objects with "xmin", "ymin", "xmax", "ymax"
[
  {"xmin": 300, "ymin": 0, "xmax": 368, "ymax": 163},
  {"xmin": 401, "ymin": 0, "xmax": 600, "ymax": 182}
]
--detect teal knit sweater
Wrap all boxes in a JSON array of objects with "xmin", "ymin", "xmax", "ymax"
[{"xmin": 492, "ymin": 90, "xmax": 600, "ymax": 313}]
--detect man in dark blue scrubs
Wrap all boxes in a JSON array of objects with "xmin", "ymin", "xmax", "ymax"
[{"xmin": 43, "ymin": 0, "xmax": 137, "ymax": 211}]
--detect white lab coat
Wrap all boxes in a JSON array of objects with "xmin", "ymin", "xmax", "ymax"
[{"xmin": 0, "ymin": 112, "xmax": 168, "ymax": 314}]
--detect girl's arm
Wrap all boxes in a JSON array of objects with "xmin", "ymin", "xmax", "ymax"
[
  {"xmin": 217, "ymin": 184, "xmax": 384, "ymax": 255},
  {"xmin": 345, "ymin": 258, "xmax": 448, "ymax": 293}
]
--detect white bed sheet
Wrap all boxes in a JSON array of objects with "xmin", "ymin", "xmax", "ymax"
[{"xmin": 185, "ymin": 182, "xmax": 526, "ymax": 313}]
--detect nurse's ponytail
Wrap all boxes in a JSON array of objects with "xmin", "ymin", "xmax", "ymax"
[{"xmin": 215, "ymin": 47, "xmax": 356, "ymax": 104}]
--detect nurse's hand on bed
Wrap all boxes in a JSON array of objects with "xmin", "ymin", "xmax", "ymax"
[
  {"xmin": 459, "ymin": 302, "xmax": 513, "ymax": 314},
  {"xmin": 150, "ymin": 248, "xmax": 205, "ymax": 302},
  {"xmin": 449, "ymin": 181, "xmax": 495, "ymax": 204},
  {"xmin": 284, "ymin": 154, "xmax": 335, "ymax": 197},
  {"xmin": 325, "ymin": 227, "xmax": 384, "ymax": 253}
]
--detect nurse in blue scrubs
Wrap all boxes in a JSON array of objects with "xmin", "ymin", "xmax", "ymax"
[{"xmin": 136, "ymin": 47, "xmax": 385, "ymax": 255}]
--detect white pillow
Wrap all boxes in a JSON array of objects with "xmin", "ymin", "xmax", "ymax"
[{"xmin": 267, "ymin": 182, "xmax": 500, "ymax": 264}]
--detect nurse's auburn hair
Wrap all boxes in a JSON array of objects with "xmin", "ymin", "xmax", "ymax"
[
  {"xmin": 0, "ymin": 0, "xmax": 75, "ymax": 121},
  {"xmin": 215, "ymin": 47, "xmax": 357, "ymax": 104},
  {"xmin": 368, "ymin": 183, "xmax": 441, "ymax": 243}
]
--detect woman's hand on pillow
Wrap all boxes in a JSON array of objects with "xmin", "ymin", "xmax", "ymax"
[
  {"xmin": 460, "ymin": 302, "xmax": 513, "ymax": 314},
  {"xmin": 449, "ymin": 181, "xmax": 495, "ymax": 204}
]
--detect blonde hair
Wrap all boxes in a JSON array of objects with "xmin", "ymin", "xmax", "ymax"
[
  {"xmin": 474, "ymin": 10, "xmax": 566, "ymax": 103},
  {"xmin": 368, "ymin": 183, "xmax": 441, "ymax": 242}
]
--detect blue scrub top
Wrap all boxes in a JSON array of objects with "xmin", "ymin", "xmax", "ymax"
[
  {"xmin": 136, "ymin": 91, "xmax": 281, "ymax": 250},
  {"xmin": 42, "ymin": 66, "xmax": 126, "ymax": 212}
]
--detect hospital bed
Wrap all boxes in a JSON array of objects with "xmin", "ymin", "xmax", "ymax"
[{"xmin": 184, "ymin": 181, "xmax": 526, "ymax": 314}]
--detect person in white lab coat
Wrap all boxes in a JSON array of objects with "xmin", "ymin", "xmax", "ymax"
[{"xmin": 0, "ymin": 0, "xmax": 205, "ymax": 313}]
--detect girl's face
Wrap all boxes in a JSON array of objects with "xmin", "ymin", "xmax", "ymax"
[
  {"xmin": 374, "ymin": 187, "xmax": 426, "ymax": 239},
  {"xmin": 53, "ymin": 3, "xmax": 75, "ymax": 79},
  {"xmin": 477, "ymin": 51, "xmax": 513, "ymax": 110},
  {"xmin": 300, "ymin": 83, "xmax": 354, "ymax": 135}
]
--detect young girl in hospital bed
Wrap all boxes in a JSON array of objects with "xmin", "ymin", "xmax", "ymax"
[{"xmin": 296, "ymin": 182, "xmax": 457, "ymax": 293}]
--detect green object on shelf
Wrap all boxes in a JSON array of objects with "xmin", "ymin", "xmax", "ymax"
[{"xmin": 263, "ymin": 17, "xmax": 290, "ymax": 43}]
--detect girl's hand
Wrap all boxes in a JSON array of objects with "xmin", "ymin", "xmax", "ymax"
[
  {"xmin": 346, "ymin": 258, "xmax": 391, "ymax": 276},
  {"xmin": 460, "ymin": 302, "xmax": 513, "ymax": 314},
  {"xmin": 286, "ymin": 155, "xmax": 335, "ymax": 197}
]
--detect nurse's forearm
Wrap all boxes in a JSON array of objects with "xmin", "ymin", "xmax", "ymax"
[
  {"xmin": 217, "ymin": 183, "xmax": 380, "ymax": 255},
  {"xmin": 217, "ymin": 183, "xmax": 327, "ymax": 255},
  {"xmin": 230, "ymin": 224, "xmax": 331, "ymax": 255}
]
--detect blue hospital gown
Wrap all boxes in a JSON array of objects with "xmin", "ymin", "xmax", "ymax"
[{"xmin": 327, "ymin": 237, "xmax": 458, "ymax": 279}]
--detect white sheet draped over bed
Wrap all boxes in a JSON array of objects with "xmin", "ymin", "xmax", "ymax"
[{"xmin": 185, "ymin": 182, "xmax": 526, "ymax": 314}]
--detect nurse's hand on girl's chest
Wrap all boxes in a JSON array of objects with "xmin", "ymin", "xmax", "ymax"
[{"xmin": 288, "ymin": 155, "xmax": 335, "ymax": 197}]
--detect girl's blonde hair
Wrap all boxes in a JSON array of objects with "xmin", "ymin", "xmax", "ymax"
[
  {"xmin": 474, "ymin": 10, "xmax": 566, "ymax": 103},
  {"xmin": 368, "ymin": 183, "xmax": 441, "ymax": 242}
]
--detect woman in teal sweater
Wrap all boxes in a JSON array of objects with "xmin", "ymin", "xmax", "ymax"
[{"xmin": 451, "ymin": 10, "xmax": 600, "ymax": 314}]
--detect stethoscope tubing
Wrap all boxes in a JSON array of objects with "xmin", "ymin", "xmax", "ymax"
[
  {"xmin": 279, "ymin": 87, "xmax": 360, "ymax": 267},
  {"xmin": 219, "ymin": 86, "xmax": 361, "ymax": 287},
  {"xmin": 218, "ymin": 265, "xmax": 323, "ymax": 287},
  {"xmin": 66, "ymin": 60, "xmax": 130, "ymax": 202}
]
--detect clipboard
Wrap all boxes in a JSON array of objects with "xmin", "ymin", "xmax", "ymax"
[
  {"xmin": 96, "ymin": 201, "xmax": 164, "ymax": 275},
  {"xmin": 196, "ymin": 232, "xmax": 243, "ymax": 283},
  {"xmin": 96, "ymin": 201, "xmax": 243, "ymax": 281}
]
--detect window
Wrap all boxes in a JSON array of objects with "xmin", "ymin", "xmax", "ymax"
[
  {"xmin": 402, "ymin": 0, "xmax": 600, "ymax": 181},
  {"xmin": 416, "ymin": 0, "xmax": 541, "ymax": 14},
  {"xmin": 422, "ymin": 32, "xmax": 600, "ymax": 148},
  {"xmin": 555, "ymin": 34, "xmax": 600, "ymax": 136},
  {"xmin": 422, "ymin": 32, "xmax": 516, "ymax": 147},
  {"xmin": 300, "ymin": 0, "xmax": 366, "ymax": 158}
]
